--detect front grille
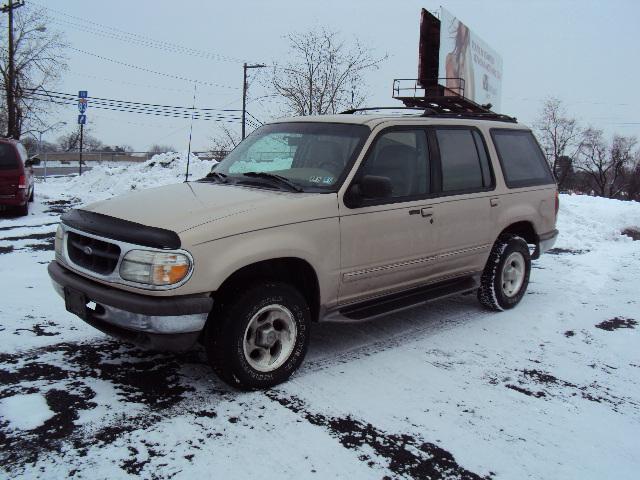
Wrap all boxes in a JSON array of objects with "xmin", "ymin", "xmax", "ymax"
[{"xmin": 67, "ymin": 231, "xmax": 121, "ymax": 275}]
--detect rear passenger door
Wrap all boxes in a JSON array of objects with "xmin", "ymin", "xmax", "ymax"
[{"xmin": 429, "ymin": 126, "xmax": 496, "ymax": 277}]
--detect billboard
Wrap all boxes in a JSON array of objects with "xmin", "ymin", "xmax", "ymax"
[{"xmin": 437, "ymin": 8, "xmax": 503, "ymax": 111}]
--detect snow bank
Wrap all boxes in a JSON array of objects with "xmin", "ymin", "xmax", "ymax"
[
  {"xmin": 0, "ymin": 393, "xmax": 54, "ymax": 430},
  {"xmin": 557, "ymin": 193, "xmax": 640, "ymax": 249},
  {"xmin": 39, "ymin": 152, "xmax": 216, "ymax": 203}
]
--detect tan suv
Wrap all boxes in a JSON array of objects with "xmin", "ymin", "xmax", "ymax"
[{"xmin": 49, "ymin": 112, "xmax": 558, "ymax": 389}]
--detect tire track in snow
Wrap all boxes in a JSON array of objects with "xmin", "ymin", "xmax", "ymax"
[{"xmin": 265, "ymin": 391, "xmax": 493, "ymax": 480}]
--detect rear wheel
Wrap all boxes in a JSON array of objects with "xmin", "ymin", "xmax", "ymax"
[
  {"xmin": 16, "ymin": 200, "xmax": 29, "ymax": 216},
  {"xmin": 478, "ymin": 235, "xmax": 531, "ymax": 311},
  {"xmin": 204, "ymin": 282, "xmax": 311, "ymax": 390}
]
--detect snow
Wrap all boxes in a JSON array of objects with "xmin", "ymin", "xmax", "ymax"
[
  {"xmin": 0, "ymin": 394, "xmax": 55, "ymax": 431},
  {"xmin": 40, "ymin": 151, "xmax": 215, "ymax": 204},
  {"xmin": 1, "ymin": 155, "xmax": 639, "ymax": 479}
]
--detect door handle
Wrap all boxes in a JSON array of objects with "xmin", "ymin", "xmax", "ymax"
[
  {"xmin": 490, "ymin": 197, "xmax": 500, "ymax": 207},
  {"xmin": 421, "ymin": 207, "xmax": 433, "ymax": 217}
]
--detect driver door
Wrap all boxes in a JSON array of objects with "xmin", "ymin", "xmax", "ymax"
[{"xmin": 338, "ymin": 128, "xmax": 443, "ymax": 305}]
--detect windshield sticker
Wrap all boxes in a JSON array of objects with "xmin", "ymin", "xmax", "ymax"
[{"xmin": 308, "ymin": 175, "xmax": 335, "ymax": 184}]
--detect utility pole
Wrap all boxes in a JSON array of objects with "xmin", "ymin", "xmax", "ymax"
[
  {"xmin": 242, "ymin": 63, "xmax": 266, "ymax": 140},
  {"xmin": 1, "ymin": 0, "xmax": 25, "ymax": 139}
]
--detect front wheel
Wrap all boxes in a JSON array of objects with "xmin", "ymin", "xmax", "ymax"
[
  {"xmin": 478, "ymin": 235, "xmax": 531, "ymax": 311},
  {"xmin": 204, "ymin": 282, "xmax": 311, "ymax": 390}
]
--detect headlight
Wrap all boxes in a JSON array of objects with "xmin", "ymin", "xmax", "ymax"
[
  {"xmin": 120, "ymin": 250, "xmax": 191, "ymax": 286},
  {"xmin": 54, "ymin": 224, "xmax": 64, "ymax": 258}
]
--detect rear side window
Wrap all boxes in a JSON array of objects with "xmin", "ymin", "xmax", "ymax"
[
  {"xmin": 435, "ymin": 128, "xmax": 492, "ymax": 193},
  {"xmin": 491, "ymin": 130, "xmax": 555, "ymax": 188},
  {"xmin": 0, "ymin": 143, "xmax": 18, "ymax": 170},
  {"xmin": 16, "ymin": 143, "xmax": 28, "ymax": 165}
]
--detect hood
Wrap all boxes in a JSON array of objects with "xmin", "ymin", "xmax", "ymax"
[{"xmin": 81, "ymin": 182, "xmax": 337, "ymax": 243}]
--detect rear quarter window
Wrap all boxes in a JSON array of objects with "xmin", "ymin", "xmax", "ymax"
[
  {"xmin": 0, "ymin": 143, "xmax": 19, "ymax": 170},
  {"xmin": 491, "ymin": 129, "xmax": 555, "ymax": 188}
]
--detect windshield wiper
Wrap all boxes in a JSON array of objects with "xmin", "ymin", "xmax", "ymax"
[
  {"xmin": 241, "ymin": 172, "xmax": 303, "ymax": 192},
  {"xmin": 200, "ymin": 171, "xmax": 229, "ymax": 183}
]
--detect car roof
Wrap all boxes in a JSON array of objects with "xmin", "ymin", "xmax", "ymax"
[{"xmin": 271, "ymin": 114, "xmax": 531, "ymax": 131}]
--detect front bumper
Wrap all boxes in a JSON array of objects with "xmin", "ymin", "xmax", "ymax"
[{"xmin": 48, "ymin": 261, "xmax": 213, "ymax": 350}]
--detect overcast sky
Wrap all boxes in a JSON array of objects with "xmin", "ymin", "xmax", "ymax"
[{"xmin": 35, "ymin": 0, "xmax": 640, "ymax": 151}]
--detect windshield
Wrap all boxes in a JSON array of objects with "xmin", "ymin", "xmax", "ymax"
[{"xmin": 209, "ymin": 122, "xmax": 370, "ymax": 192}]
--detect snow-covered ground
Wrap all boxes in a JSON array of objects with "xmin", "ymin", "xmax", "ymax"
[{"xmin": 1, "ymin": 154, "xmax": 639, "ymax": 479}]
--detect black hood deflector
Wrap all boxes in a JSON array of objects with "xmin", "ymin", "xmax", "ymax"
[{"xmin": 61, "ymin": 209, "xmax": 181, "ymax": 250}]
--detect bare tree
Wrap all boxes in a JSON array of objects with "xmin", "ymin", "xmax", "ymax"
[
  {"xmin": 534, "ymin": 98, "xmax": 581, "ymax": 190},
  {"xmin": 58, "ymin": 128, "xmax": 102, "ymax": 152},
  {"xmin": 610, "ymin": 134, "xmax": 637, "ymax": 198},
  {"xmin": 0, "ymin": 4, "xmax": 68, "ymax": 139},
  {"xmin": 626, "ymin": 152, "xmax": 640, "ymax": 201},
  {"xmin": 148, "ymin": 144, "xmax": 177, "ymax": 154},
  {"xmin": 575, "ymin": 128, "xmax": 609, "ymax": 197},
  {"xmin": 574, "ymin": 128, "xmax": 637, "ymax": 198},
  {"xmin": 271, "ymin": 28, "xmax": 387, "ymax": 116},
  {"xmin": 209, "ymin": 123, "xmax": 239, "ymax": 160}
]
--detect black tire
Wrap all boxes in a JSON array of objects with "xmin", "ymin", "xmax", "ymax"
[
  {"xmin": 204, "ymin": 282, "xmax": 311, "ymax": 390},
  {"xmin": 29, "ymin": 186, "xmax": 34, "ymax": 202},
  {"xmin": 478, "ymin": 234, "xmax": 531, "ymax": 311},
  {"xmin": 16, "ymin": 201, "xmax": 29, "ymax": 216}
]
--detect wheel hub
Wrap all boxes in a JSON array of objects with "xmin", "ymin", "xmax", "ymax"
[
  {"xmin": 255, "ymin": 325, "xmax": 278, "ymax": 348},
  {"xmin": 242, "ymin": 304, "xmax": 297, "ymax": 372},
  {"xmin": 501, "ymin": 251, "xmax": 525, "ymax": 297}
]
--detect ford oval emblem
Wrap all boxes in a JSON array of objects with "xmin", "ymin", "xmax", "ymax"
[{"xmin": 83, "ymin": 246, "xmax": 93, "ymax": 256}]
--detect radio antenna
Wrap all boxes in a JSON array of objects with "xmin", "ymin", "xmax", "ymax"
[{"xmin": 185, "ymin": 82, "xmax": 197, "ymax": 182}]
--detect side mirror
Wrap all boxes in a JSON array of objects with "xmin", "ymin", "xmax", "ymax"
[
  {"xmin": 360, "ymin": 175, "xmax": 392, "ymax": 199},
  {"xmin": 345, "ymin": 175, "xmax": 392, "ymax": 208}
]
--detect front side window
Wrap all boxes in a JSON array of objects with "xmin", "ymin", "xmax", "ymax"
[
  {"xmin": 360, "ymin": 129, "xmax": 430, "ymax": 198},
  {"xmin": 491, "ymin": 129, "xmax": 555, "ymax": 188},
  {"xmin": 436, "ymin": 128, "xmax": 491, "ymax": 192},
  {"xmin": 211, "ymin": 122, "xmax": 370, "ymax": 191}
]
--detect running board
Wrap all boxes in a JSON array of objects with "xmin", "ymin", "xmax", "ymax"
[{"xmin": 338, "ymin": 276, "xmax": 479, "ymax": 321}]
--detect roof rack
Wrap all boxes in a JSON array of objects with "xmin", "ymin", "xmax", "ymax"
[
  {"xmin": 360, "ymin": 78, "xmax": 519, "ymax": 123},
  {"xmin": 339, "ymin": 105, "xmax": 517, "ymax": 124}
]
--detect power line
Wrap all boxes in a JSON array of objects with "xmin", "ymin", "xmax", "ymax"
[
  {"xmin": 34, "ymin": 1, "xmax": 247, "ymax": 64},
  {"xmin": 50, "ymin": 17, "xmax": 245, "ymax": 65},
  {"xmin": 22, "ymin": 88, "xmax": 241, "ymax": 117},
  {"xmin": 66, "ymin": 70, "xmax": 203, "ymax": 94},
  {"xmin": 12, "ymin": 86, "xmax": 242, "ymax": 123},
  {"xmin": 68, "ymin": 47, "xmax": 239, "ymax": 90},
  {"xmin": 35, "ymin": 89, "xmax": 241, "ymax": 112},
  {"xmin": 25, "ymin": 96, "xmax": 240, "ymax": 122}
]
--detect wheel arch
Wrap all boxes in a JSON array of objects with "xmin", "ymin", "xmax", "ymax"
[
  {"xmin": 498, "ymin": 221, "xmax": 538, "ymax": 246},
  {"xmin": 212, "ymin": 257, "xmax": 321, "ymax": 322}
]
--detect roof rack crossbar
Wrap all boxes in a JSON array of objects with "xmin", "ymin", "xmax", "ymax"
[
  {"xmin": 340, "ymin": 106, "xmax": 426, "ymax": 115},
  {"xmin": 340, "ymin": 105, "xmax": 517, "ymax": 123}
]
